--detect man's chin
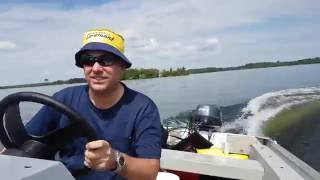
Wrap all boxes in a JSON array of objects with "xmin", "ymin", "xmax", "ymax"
[{"xmin": 89, "ymin": 83, "xmax": 109, "ymax": 92}]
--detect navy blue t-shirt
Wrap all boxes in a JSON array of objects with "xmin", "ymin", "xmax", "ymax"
[{"xmin": 26, "ymin": 84, "xmax": 162, "ymax": 180}]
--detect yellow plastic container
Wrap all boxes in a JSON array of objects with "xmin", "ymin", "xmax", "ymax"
[{"xmin": 197, "ymin": 148, "xmax": 249, "ymax": 160}]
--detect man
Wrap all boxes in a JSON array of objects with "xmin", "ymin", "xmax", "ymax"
[{"xmin": 26, "ymin": 28, "xmax": 162, "ymax": 180}]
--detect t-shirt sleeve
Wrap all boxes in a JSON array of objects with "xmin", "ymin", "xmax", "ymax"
[{"xmin": 134, "ymin": 101, "xmax": 162, "ymax": 159}]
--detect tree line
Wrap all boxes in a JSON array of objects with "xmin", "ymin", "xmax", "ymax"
[
  {"xmin": 188, "ymin": 57, "xmax": 320, "ymax": 74},
  {"xmin": 121, "ymin": 67, "xmax": 189, "ymax": 79},
  {"xmin": 0, "ymin": 57, "xmax": 319, "ymax": 89}
]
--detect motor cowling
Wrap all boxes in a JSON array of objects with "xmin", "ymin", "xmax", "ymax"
[{"xmin": 192, "ymin": 104, "xmax": 222, "ymax": 132}]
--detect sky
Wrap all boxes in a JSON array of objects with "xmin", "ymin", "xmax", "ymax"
[{"xmin": 0, "ymin": 0, "xmax": 319, "ymax": 85}]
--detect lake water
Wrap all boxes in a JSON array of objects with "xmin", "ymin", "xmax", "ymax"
[
  {"xmin": 2, "ymin": 64, "xmax": 320, "ymax": 120},
  {"xmin": 1, "ymin": 63, "xmax": 320, "ymax": 171}
]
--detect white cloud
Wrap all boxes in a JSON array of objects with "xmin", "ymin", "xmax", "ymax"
[
  {"xmin": 0, "ymin": 40, "xmax": 17, "ymax": 51},
  {"xmin": 155, "ymin": 38, "xmax": 220, "ymax": 58},
  {"xmin": 131, "ymin": 38, "xmax": 159, "ymax": 52},
  {"xmin": 197, "ymin": 38, "xmax": 220, "ymax": 53},
  {"xmin": 0, "ymin": 0, "xmax": 319, "ymax": 85}
]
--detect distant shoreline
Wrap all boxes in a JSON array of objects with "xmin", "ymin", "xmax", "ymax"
[
  {"xmin": 0, "ymin": 79, "xmax": 86, "ymax": 90},
  {"xmin": 1, "ymin": 57, "xmax": 319, "ymax": 90}
]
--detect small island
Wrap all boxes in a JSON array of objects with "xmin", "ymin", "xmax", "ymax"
[{"xmin": 1, "ymin": 57, "xmax": 319, "ymax": 89}]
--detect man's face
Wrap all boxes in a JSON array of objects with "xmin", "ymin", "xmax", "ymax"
[{"xmin": 82, "ymin": 51, "xmax": 124, "ymax": 93}]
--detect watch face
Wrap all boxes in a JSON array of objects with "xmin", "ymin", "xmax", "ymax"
[{"xmin": 119, "ymin": 155, "xmax": 125, "ymax": 166}]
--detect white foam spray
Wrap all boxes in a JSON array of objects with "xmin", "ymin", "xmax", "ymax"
[{"xmin": 222, "ymin": 86, "xmax": 320, "ymax": 136}]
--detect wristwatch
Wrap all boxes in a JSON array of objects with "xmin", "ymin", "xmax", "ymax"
[{"xmin": 113, "ymin": 150, "xmax": 125, "ymax": 173}]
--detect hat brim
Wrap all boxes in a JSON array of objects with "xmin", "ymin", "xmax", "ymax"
[{"xmin": 75, "ymin": 42, "xmax": 132, "ymax": 68}]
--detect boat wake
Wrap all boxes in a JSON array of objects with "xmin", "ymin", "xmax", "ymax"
[{"xmin": 222, "ymin": 86, "xmax": 320, "ymax": 136}]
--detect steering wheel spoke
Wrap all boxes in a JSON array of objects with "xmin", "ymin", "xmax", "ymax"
[{"xmin": 35, "ymin": 123, "xmax": 88, "ymax": 149}]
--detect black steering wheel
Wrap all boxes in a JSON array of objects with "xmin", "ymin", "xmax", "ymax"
[{"xmin": 0, "ymin": 92, "xmax": 98, "ymax": 176}]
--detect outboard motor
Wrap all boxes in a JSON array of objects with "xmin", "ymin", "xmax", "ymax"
[{"xmin": 192, "ymin": 104, "xmax": 222, "ymax": 133}]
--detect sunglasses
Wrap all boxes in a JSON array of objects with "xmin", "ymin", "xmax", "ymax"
[{"xmin": 77, "ymin": 53, "xmax": 120, "ymax": 67}]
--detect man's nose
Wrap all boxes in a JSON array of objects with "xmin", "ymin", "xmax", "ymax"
[{"xmin": 92, "ymin": 62, "xmax": 103, "ymax": 71}]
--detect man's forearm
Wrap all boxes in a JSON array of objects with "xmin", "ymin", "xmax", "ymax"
[{"xmin": 119, "ymin": 154, "xmax": 160, "ymax": 180}]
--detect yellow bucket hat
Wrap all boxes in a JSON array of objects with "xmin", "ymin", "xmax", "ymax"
[{"xmin": 75, "ymin": 28, "xmax": 131, "ymax": 68}]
